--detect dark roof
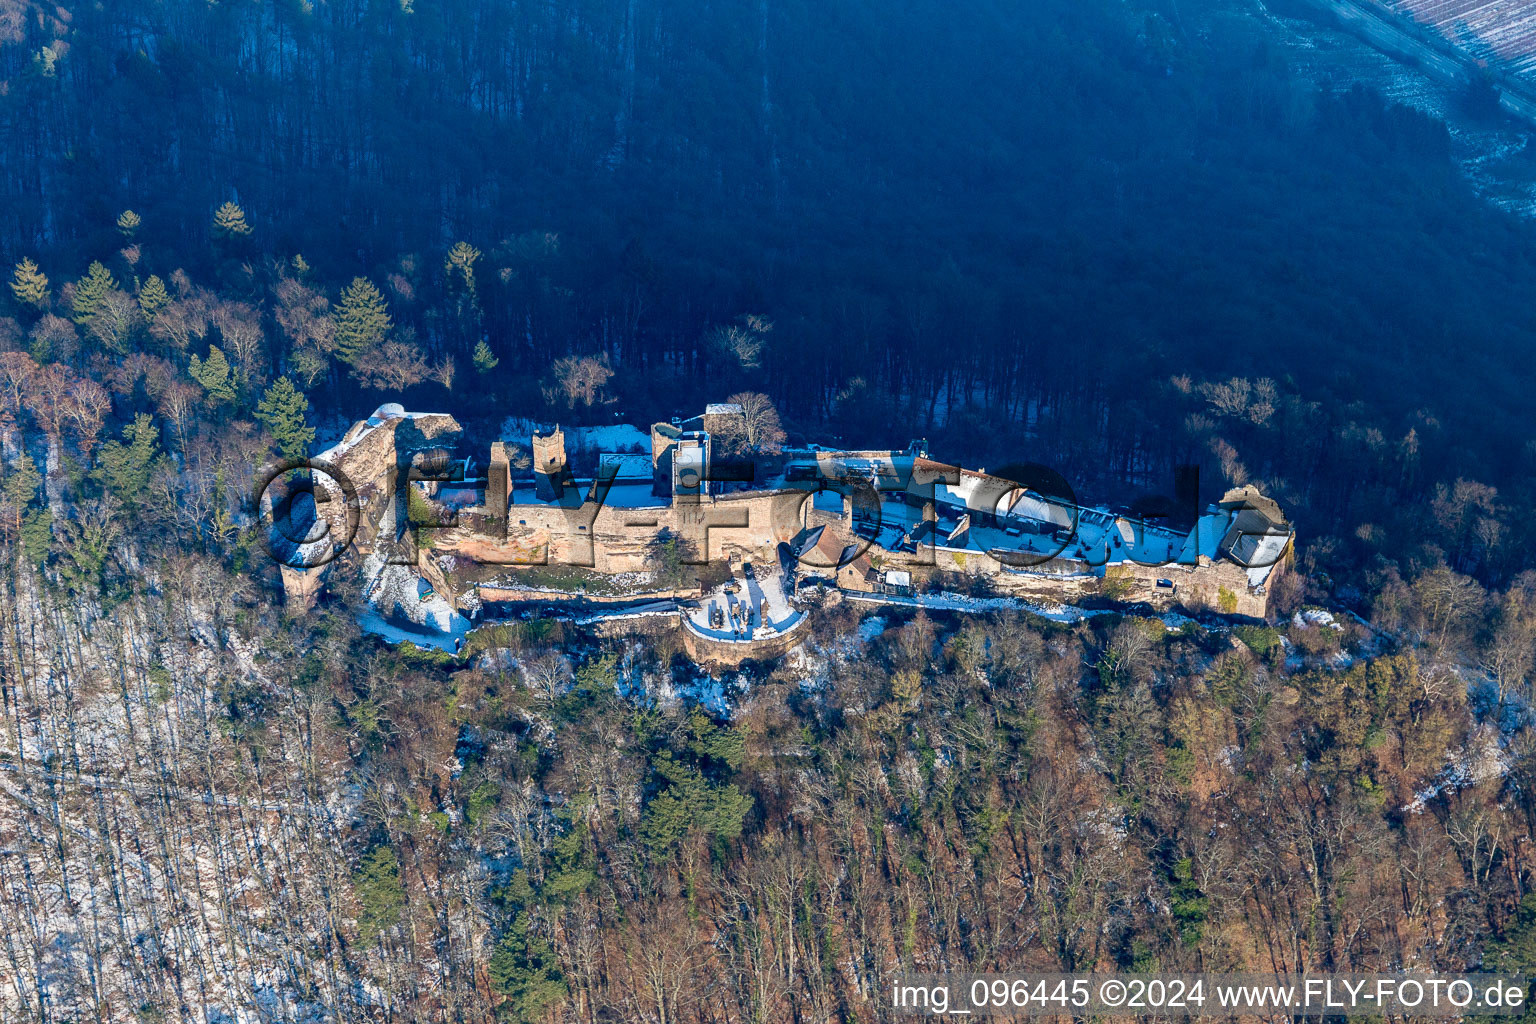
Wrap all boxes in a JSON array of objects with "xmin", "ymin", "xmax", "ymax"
[{"xmin": 1217, "ymin": 485, "xmax": 1287, "ymax": 528}]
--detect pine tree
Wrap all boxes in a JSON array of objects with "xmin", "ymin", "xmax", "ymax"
[
  {"xmin": 445, "ymin": 241, "xmax": 480, "ymax": 293},
  {"xmin": 1484, "ymin": 892, "xmax": 1536, "ymax": 1023},
  {"xmin": 211, "ymin": 201, "xmax": 253, "ymax": 239},
  {"xmin": 137, "ymin": 275, "xmax": 170, "ymax": 320},
  {"xmin": 3, "ymin": 450, "xmax": 42, "ymax": 536},
  {"xmin": 93, "ymin": 414, "xmax": 163, "ymax": 506},
  {"xmin": 487, "ymin": 908, "xmax": 568, "ymax": 1018},
  {"xmin": 472, "ymin": 338, "xmax": 499, "ymax": 373},
  {"xmin": 18, "ymin": 508, "xmax": 50, "ymax": 563},
  {"xmin": 1, "ymin": 450, "xmax": 49, "ymax": 562},
  {"xmin": 255, "ymin": 377, "xmax": 315, "ymax": 460},
  {"xmin": 189, "ymin": 345, "xmax": 238, "ymax": 405},
  {"xmin": 351, "ymin": 847, "xmax": 406, "ymax": 946},
  {"xmin": 70, "ymin": 261, "xmax": 116, "ymax": 324},
  {"xmin": 9, "ymin": 258, "xmax": 50, "ymax": 310},
  {"xmin": 116, "ymin": 210, "xmax": 141, "ymax": 239},
  {"xmin": 332, "ymin": 277, "xmax": 391, "ymax": 365},
  {"xmin": 291, "ymin": 254, "xmax": 312, "ymax": 278}
]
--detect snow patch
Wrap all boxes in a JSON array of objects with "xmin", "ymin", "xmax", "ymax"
[
  {"xmin": 356, "ymin": 553, "xmax": 472, "ymax": 652},
  {"xmin": 1293, "ymin": 608, "xmax": 1344, "ymax": 631},
  {"xmin": 1402, "ymin": 726, "xmax": 1510, "ymax": 813},
  {"xmin": 500, "ymin": 417, "xmax": 651, "ymax": 454},
  {"xmin": 843, "ymin": 590, "xmax": 1114, "ymax": 623}
]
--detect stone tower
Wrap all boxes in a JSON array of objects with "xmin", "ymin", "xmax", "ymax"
[
  {"xmin": 485, "ymin": 441, "xmax": 511, "ymax": 526},
  {"xmin": 671, "ymin": 431, "xmax": 710, "ymax": 498},
  {"xmin": 650, "ymin": 421, "xmax": 682, "ymax": 497},
  {"xmin": 532, "ymin": 425, "xmax": 566, "ymax": 501}
]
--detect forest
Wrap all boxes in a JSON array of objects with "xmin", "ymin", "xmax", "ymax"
[{"xmin": 2, "ymin": 0, "xmax": 1536, "ymax": 1019}]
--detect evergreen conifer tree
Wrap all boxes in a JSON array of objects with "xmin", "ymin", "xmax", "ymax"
[
  {"xmin": 32, "ymin": 46, "xmax": 57, "ymax": 78},
  {"xmin": 472, "ymin": 338, "xmax": 499, "ymax": 373},
  {"xmin": 351, "ymin": 847, "xmax": 406, "ymax": 946},
  {"xmin": 116, "ymin": 210, "xmax": 141, "ymax": 239},
  {"xmin": 93, "ymin": 414, "xmax": 163, "ymax": 506},
  {"xmin": 445, "ymin": 241, "xmax": 480, "ymax": 293},
  {"xmin": 487, "ymin": 908, "xmax": 568, "ymax": 1018},
  {"xmin": 9, "ymin": 258, "xmax": 50, "ymax": 309},
  {"xmin": 2, "ymin": 451, "xmax": 49, "ymax": 562},
  {"xmin": 70, "ymin": 261, "xmax": 116, "ymax": 324},
  {"xmin": 3, "ymin": 450, "xmax": 41, "ymax": 533},
  {"xmin": 332, "ymin": 277, "xmax": 391, "ymax": 365},
  {"xmin": 189, "ymin": 345, "xmax": 238, "ymax": 405},
  {"xmin": 255, "ymin": 377, "xmax": 315, "ymax": 460},
  {"xmin": 211, "ymin": 201, "xmax": 253, "ymax": 239},
  {"xmin": 137, "ymin": 275, "xmax": 170, "ymax": 320}
]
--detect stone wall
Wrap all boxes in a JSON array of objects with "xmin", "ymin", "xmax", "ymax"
[
  {"xmin": 278, "ymin": 409, "xmax": 462, "ymax": 608},
  {"xmin": 434, "ymin": 487, "xmax": 811, "ymax": 577},
  {"xmin": 876, "ymin": 537, "xmax": 1292, "ymax": 619},
  {"xmin": 679, "ymin": 613, "xmax": 811, "ymax": 668},
  {"xmin": 485, "ymin": 441, "xmax": 510, "ymax": 524},
  {"xmin": 476, "ymin": 585, "xmax": 700, "ymax": 604},
  {"xmin": 279, "ymin": 563, "xmax": 327, "ymax": 612},
  {"xmin": 290, "ymin": 409, "xmax": 1295, "ymax": 625}
]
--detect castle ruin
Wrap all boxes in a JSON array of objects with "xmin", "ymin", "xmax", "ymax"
[{"xmin": 273, "ymin": 403, "xmax": 1296, "ymax": 663}]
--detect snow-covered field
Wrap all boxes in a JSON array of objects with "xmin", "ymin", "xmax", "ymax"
[{"xmin": 1253, "ymin": 0, "xmax": 1536, "ymax": 215}]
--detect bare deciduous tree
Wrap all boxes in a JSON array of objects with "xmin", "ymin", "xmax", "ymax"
[
  {"xmin": 213, "ymin": 301, "xmax": 264, "ymax": 385},
  {"xmin": 545, "ymin": 354, "xmax": 613, "ymax": 408},
  {"xmin": 87, "ymin": 289, "xmax": 143, "ymax": 353},
  {"xmin": 148, "ymin": 296, "xmax": 212, "ymax": 353},
  {"xmin": 65, "ymin": 376, "xmax": 110, "ymax": 457},
  {"xmin": 351, "ymin": 339, "xmax": 430, "ymax": 391},
  {"xmin": 712, "ymin": 391, "xmax": 786, "ymax": 456},
  {"xmin": 0, "ymin": 349, "xmax": 37, "ymax": 418},
  {"xmin": 22, "ymin": 360, "xmax": 76, "ymax": 445},
  {"xmin": 158, "ymin": 380, "xmax": 201, "ymax": 451},
  {"xmin": 707, "ymin": 314, "xmax": 772, "ymax": 369}
]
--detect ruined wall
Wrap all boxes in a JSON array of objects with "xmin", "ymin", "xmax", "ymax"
[
  {"xmin": 294, "ymin": 409, "xmax": 1293, "ymax": 625},
  {"xmin": 279, "ymin": 563, "xmax": 327, "ymax": 612},
  {"xmin": 881, "ymin": 540, "xmax": 1288, "ymax": 619},
  {"xmin": 485, "ymin": 442, "xmax": 510, "ymax": 523},
  {"xmin": 441, "ymin": 485, "xmax": 1286, "ymax": 619},
  {"xmin": 437, "ymin": 487, "xmax": 811, "ymax": 575},
  {"xmin": 679, "ymin": 614, "xmax": 811, "ymax": 668},
  {"xmin": 278, "ymin": 409, "xmax": 462, "ymax": 607},
  {"xmin": 532, "ymin": 426, "xmax": 568, "ymax": 502},
  {"xmin": 328, "ymin": 412, "xmax": 462, "ymax": 501},
  {"xmin": 477, "ymin": 585, "xmax": 701, "ymax": 604}
]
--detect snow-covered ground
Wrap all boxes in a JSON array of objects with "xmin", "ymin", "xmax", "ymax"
[
  {"xmin": 857, "ymin": 615, "xmax": 887, "ymax": 642},
  {"xmin": 607, "ymin": 639, "xmax": 746, "ymax": 715},
  {"xmin": 500, "ymin": 417, "xmax": 651, "ymax": 454},
  {"xmin": 1252, "ymin": 0, "xmax": 1536, "ymax": 216},
  {"xmin": 575, "ymin": 602, "xmax": 679, "ymax": 625},
  {"xmin": 1402, "ymin": 724, "xmax": 1509, "ymax": 813},
  {"xmin": 842, "ymin": 589, "xmax": 1119, "ymax": 623},
  {"xmin": 357, "ymin": 554, "xmax": 473, "ymax": 652},
  {"xmin": 685, "ymin": 564, "xmax": 804, "ymax": 640}
]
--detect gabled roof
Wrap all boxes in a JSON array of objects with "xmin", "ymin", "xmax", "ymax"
[
  {"xmin": 794, "ymin": 525, "xmax": 853, "ymax": 568},
  {"xmin": 842, "ymin": 552, "xmax": 876, "ymax": 579}
]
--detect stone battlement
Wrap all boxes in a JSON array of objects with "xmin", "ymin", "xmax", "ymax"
[{"xmin": 277, "ymin": 404, "xmax": 1296, "ymax": 643}]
